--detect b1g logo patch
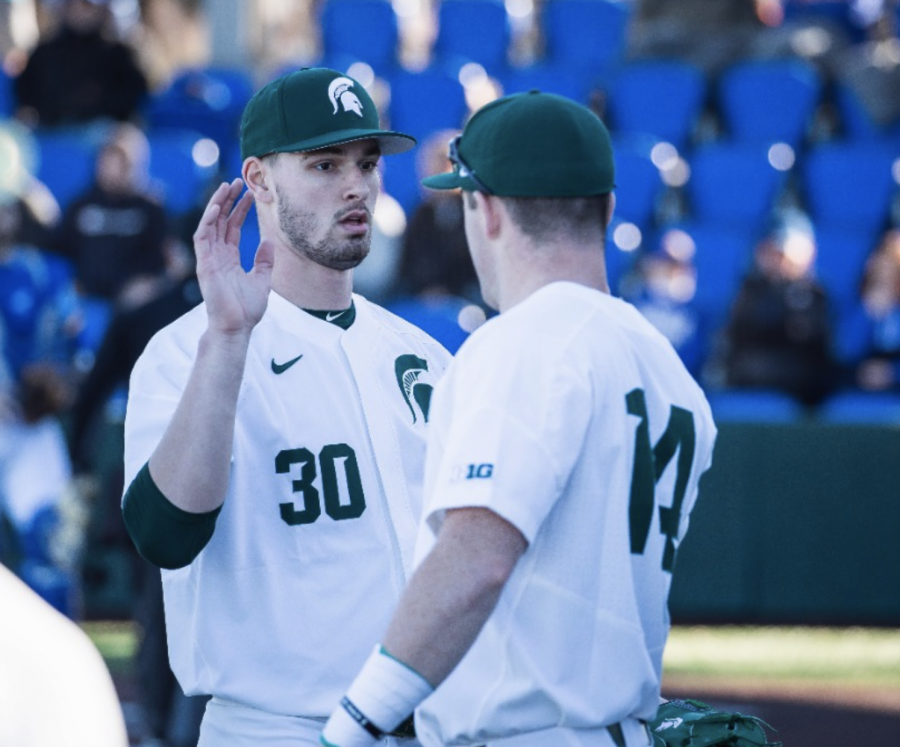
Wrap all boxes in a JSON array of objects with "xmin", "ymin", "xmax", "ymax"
[
  {"xmin": 449, "ymin": 463, "xmax": 494, "ymax": 482},
  {"xmin": 395, "ymin": 354, "xmax": 434, "ymax": 424}
]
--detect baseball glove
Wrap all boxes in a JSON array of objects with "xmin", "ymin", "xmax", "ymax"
[{"xmin": 649, "ymin": 698, "xmax": 782, "ymax": 747}]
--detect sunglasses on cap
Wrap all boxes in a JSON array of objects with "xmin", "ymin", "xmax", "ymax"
[{"xmin": 448, "ymin": 135, "xmax": 492, "ymax": 194}]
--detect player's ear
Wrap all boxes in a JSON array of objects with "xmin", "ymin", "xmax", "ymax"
[
  {"xmin": 605, "ymin": 191, "xmax": 616, "ymax": 229},
  {"xmin": 243, "ymin": 157, "xmax": 274, "ymax": 203},
  {"xmin": 478, "ymin": 193, "xmax": 503, "ymax": 239}
]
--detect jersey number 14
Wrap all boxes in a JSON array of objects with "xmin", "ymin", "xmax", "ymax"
[{"xmin": 626, "ymin": 388, "xmax": 696, "ymax": 573}]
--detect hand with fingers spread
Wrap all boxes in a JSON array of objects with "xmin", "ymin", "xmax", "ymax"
[{"xmin": 193, "ymin": 178, "xmax": 275, "ymax": 338}]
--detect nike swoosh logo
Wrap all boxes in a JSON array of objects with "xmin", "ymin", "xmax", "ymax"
[
  {"xmin": 326, "ymin": 310, "xmax": 346, "ymax": 322},
  {"xmin": 271, "ymin": 354, "xmax": 303, "ymax": 374}
]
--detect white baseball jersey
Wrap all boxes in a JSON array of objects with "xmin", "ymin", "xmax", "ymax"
[
  {"xmin": 123, "ymin": 290, "xmax": 451, "ymax": 717},
  {"xmin": 413, "ymin": 282, "xmax": 717, "ymax": 747}
]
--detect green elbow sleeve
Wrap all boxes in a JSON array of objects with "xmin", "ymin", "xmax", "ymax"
[{"xmin": 122, "ymin": 463, "xmax": 222, "ymax": 570}]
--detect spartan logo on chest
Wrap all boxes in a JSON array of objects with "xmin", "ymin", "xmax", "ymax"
[
  {"xmin": 395, "ymin": 354, "xmax": 434, "ymax": 424},
  {"xmin": 328, "ymin": 77, "xmax": 364, "ymax": 117}
]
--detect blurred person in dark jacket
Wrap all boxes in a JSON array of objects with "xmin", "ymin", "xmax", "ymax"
[
  {"xmin": 392, "ymin": 129, "xmax": 480, "ymax": 304},
  {"xmin": 53, "ymin": 122, "xmax": 169, "ymax": 306},
  {"xmin": 13, "ymin": 0, "xmax": 148, "ymax": 128},
  {"xmin": 717, "ymin": 224, "xmax": 837, "ymax": 405}
]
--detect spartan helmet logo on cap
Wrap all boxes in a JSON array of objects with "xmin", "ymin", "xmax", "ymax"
[{"xmin": 328, "ymin": 77, "xmax": 364, "ymax": 117}]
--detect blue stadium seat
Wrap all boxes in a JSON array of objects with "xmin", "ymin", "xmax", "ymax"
[
  {"xmin": 320, "ymin": 0, "xmax": 400, "ymax": 72},
  {"xmin": 386, "ymin": 296, "xmax": 473, "ymax": 354},
  {"xmin": 832, "ymin": 301, "xmax": 873, "ymax": 366},
  {"xmin": 817, "ymin": 390, "xmax": 900, "ymax": 425},
  {"xmin": 144, "ymin": 66, "xmax": 254, "ymax": 154},
  {"xmin": 800, "ymin": 142, "xmax": 898, "ymax": 234},
  {"xmin": 783, "ymin": 1, "xmax": 869, "ymax": 44},
  {"xmin": 717, "ymin": 58, "xmax": 823, "ymax": 148},
  {"xmin": 812, "ymin": 225, "xmax": 878, "ymax": 316},
  {"xmin": 0, "ymin": 67, "xmax": 13, "ymax": 118},
  {"xmin": 834, "ymin": 83, "xmax": 900, "ymax": 145},
  {"xmin": 384, "ymin": 68, "xmax": 467, "ymax": 214},
  {"xmin": 684, "ymin": 142, "xmax": 788, "ymax": 230},
  {"xmin": 706, "ymin": 389, "xmax": 806, "ymax": 423},
  {"xmin": 434, "ymin": 0, "xmax": 511, "ymax": 73},
  {"xmin": 606, "ymin": 60, "xmax": 708, "ymax": 151},
  {"xmin": 604, "ymin": 217, "xmax": 643, "ymax": 294},
  {"xmin": 387, "ymin": 68, "xmax": 468, "ymax": 142},
  {"xmin": 20, "ymin": 559, "xmax": 75, "ymax": 616},
  {"xmin": 611, "ymin": 136, "xmax": 665, "ymax": 228},
  {"xmin": 75, "ymin": 296, "xmax": 113, "ymax": 357},
  {"xmin": 239, "ymin": 205, "xmax": 261, "ymax": 272},
  {"xmin": 498, "ymin": 64, "xmax": 596, "ymax": 104},
  {"xmin": 223, "ymin": 141, "xmax": 244, "ymax": 181},
  {"xmin": 670, "ymin": 223, "xmax": 755, "ymax": 335},
  {"xmin": 381, "ymin": 147, "xmax": 423, "ymax": 218},
  {"xmin": 33, "ymin": 129, "xmax": 99, "ymax": 212},
  {"xmin": 540, "ymin": 0, "xmax": 630, "ymax": 82},
  {"xmin": 147, "ymin": 128, "xmax": 220, "ymax": 217}
]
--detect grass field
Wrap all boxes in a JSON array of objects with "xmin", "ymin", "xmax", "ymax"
[
  {"xmin": 664, "ymin": 626, "xmax": 900, "ymax": 688},
  {"xmin": 662, "ymin": 626, "xmax": 900, "ymax": 714},
  {"xmin": 84, "ymin": 622, "xmax": 900, "ymax": 701}
]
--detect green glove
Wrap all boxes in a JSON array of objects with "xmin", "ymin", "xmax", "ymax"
[{"xmin": 649, "ymin": 698, "xmax": 782, "ymax": 747}]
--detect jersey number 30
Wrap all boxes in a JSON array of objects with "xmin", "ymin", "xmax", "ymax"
[
  {"xmin": 626, "ymin": 388, "xmax": 695, "ymax": 573},
  {"xmin": 275, "ymin": 444, "xmax": 366, "ymax": 525}
]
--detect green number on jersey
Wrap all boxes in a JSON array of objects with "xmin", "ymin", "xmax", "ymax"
[
  {"xmin": 320, "ymin": 443, "xmax": 366, "ymax": 520},
  {"xmin": 276, "ymin": 443, "xmax": 366, "ymax": 526},
  {"xmin": 626, "ymin": 388, "xmax": 696, "ymax": 572}
]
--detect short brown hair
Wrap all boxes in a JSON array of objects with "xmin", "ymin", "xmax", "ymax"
[{"xmin": 464, "ymin": 192, "xmax": 611, "ymax": 243}]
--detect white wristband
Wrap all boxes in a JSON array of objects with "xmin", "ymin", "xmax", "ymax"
[{"xmin": 321, "ymin": 645, "xmax": 433, "ymax": 747}]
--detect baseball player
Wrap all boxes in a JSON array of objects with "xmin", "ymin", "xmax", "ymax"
[
  {"xmin": 322, "ymin": 92, "xmax": 718, "ymax": 747},
  {"xmin": 121, "ymin": 68, "xmax": 451, "ymax": 746}
]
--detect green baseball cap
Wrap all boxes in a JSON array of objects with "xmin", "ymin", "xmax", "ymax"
[
  {"xmin": 240, "ymin": 67, "xmax": 416, "ymax": 160},
  {"xmin": 422, "ymin": 90, "xmax": 615, "ymax": 197}
]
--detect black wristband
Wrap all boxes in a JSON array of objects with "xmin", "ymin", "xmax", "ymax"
[{"xmin": 340, "ymin": 696, "xmax": 384, "ymax": 740}]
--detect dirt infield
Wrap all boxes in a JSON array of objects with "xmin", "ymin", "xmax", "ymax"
[{"xmin": 663, "ymin": 680, "xmax": 900, "ymax": 747}]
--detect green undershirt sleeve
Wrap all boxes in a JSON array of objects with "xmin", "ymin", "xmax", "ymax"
[{"xmin": 122, "ymin": 462, "xmax": 222, "ymax": 570}]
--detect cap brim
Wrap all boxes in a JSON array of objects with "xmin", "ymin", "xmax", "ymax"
[
  {"xmin": 274, "ymin": 129, "xmax": 416, "ymax": 156},
  {"xmin": 421, "ymin": 170, "xmax": 478, "ymax": 191}
]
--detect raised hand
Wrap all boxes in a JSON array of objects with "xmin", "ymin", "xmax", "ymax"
[{"xmin": 193, "ymin": 179, "xmax": 275, "ymax": 338}]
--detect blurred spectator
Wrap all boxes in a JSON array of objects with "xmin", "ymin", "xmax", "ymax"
[
  {"xmin": 0, "ymin": 198, "xmax": 79, "ymax": 380},
  {"xmin": 0, "ymin": 196, "xmax": 83, "ymax": 615},
  {"xmin": 713, "ymin": 224, "xmax": 838, "ymax": 405},
  {"xmin": 52, "ymin": 122, "xmax": 169, "ymax": 306},
  {"xmin": 852, "ymin": 228, "xmax": 900, "ymax": 390},
  {"xmin": 66, "ymin": 237, "xmax": 204, "ymax": 747},
  {"xmin": 391, "ymin": 129, "xmax": 481, "ymax": 305},
  {"xmin": 621, "ymin": 231, "xmax": 706, "ymax": 377},
  {"xmin": 627, "ymin": 0, "xmax": 766, "ymax": 73},
  {"xmin": 13, "ymin": 0, "xmax": 148, "ymax": 129}
]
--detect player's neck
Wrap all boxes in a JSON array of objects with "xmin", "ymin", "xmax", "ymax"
[
  {"xmin": 497, "ymin": 244, "xmax": 609, "ymax": 312},
  {"xmin": 271, "ymin": 247, "xmax": 354, "ymax": 310}
]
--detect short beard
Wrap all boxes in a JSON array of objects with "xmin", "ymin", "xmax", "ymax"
[{"xmin": 278, "ymin": 200, "xmax": 371, "ymax": 271}]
